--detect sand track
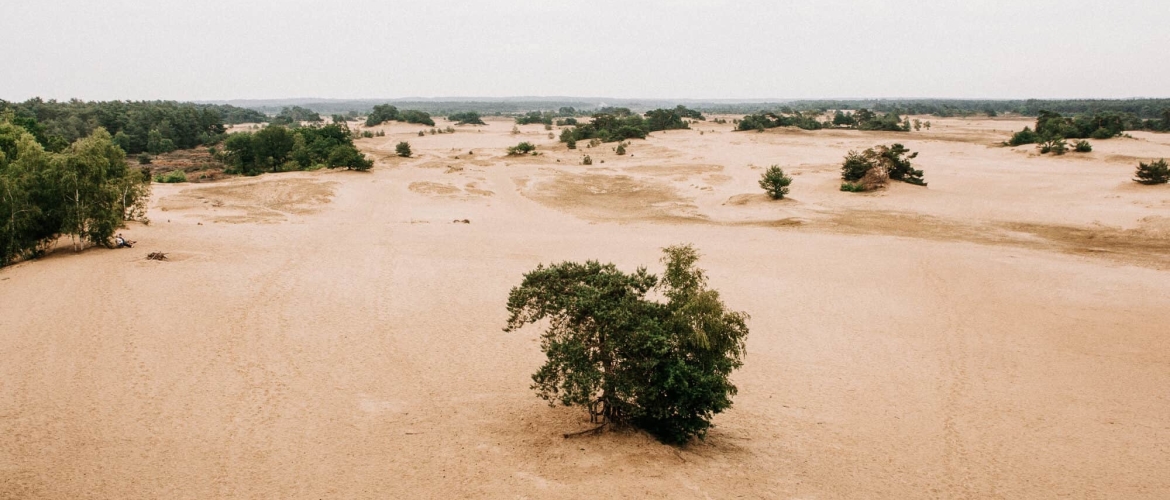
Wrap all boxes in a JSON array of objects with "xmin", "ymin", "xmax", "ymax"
[{"xmin": 2, "ymin": 116, "xmax": 1169, "ymax": 499}]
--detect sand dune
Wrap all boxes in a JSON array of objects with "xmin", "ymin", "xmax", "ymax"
[{"xmin": 2, "ymin": 116, "xmax": 1169, "ymax": 498}]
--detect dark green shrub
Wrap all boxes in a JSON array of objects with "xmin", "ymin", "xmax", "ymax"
[
  {"xmin": 448, "ymin": 112, "xmax": 485, "ymax": 125},
  {"xmin": 839, "ymin": 144, "xmax": 924, "ymax": 190},
  {"xmin": 155, "ymin": 170, "xmax": 188, "ymax": 183},
  {"xmin": 1008, "ymin": 127, "xmax": 1040, "ymax": 146},
  {"xmin": 1039, "ymin": 138, "xmax": 1067, "ymax": 155},
  {"xmin": 506, "ymin": 142, "xmax": 536, "ymax": 156},
  {"xmin": 615, "ymin": 143, "xmax": 627, "ymax": 155},
  {"xmin": 137, "ymin": 153, "xmax": 152, "ymax": 164},
  {"xmin": 1074, "ymin": 140, "xmax": 1092, "ymax": 152},
  {"xmin": 758, "ymin": 165, "xmax": 792, "ymax": 199},
  {"xmin": 504, "ymin": 244, "xmax": 749, "ymax": 444},
  {"xmin": 840, "ymin": 182, "xmax": 866, "ymax": 192},
  {"xmin": 395, "ymin": 141, "xmax": 412, "ymax": 158},
  {"xmin": 1134, "ymin": 159, "xmax": 1169, "ymax": 184},
  {"xmin": 566, "ymin": 140, "xmax": 576, "ymax": 150}
]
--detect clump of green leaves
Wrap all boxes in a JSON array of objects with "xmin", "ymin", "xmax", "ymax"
[
  {"xmin": 395, "ymin": 141, "xmax": 412, "ymax": 158},
  {"xmin": 839, "ymin": 144, "xmax": 925, "ymax": 191},
  {"xmin": 507, "ymin": 142, "xmax": 536, "ymax": 156},
  {"xmin": 1134, "ymin": 158, "xmax": 1169, "ymax": 185},
  {"xmin": 1039, "ymin": 137, "xmax": 1067, "ymax": 155},
  {"xmin": 1074, "ymin": 140, "xmax": 1092, "ymax": 153},
  {"xmin": 758, "ymin": 165, "xmax": 792, "ymax": 199},
  {"xmin": 504, "ymin": 244, "xmax": 749, "ymax": 444}
]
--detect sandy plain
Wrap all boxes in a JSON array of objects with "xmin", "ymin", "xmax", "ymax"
[{"xmin": 2, "ymin": 115, "xmax": 1169, "ymax": 499}]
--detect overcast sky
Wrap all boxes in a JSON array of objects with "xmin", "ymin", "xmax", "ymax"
[{"xmin": 3, "ymin": 0, "xmax": 1169, "ymax": 101}]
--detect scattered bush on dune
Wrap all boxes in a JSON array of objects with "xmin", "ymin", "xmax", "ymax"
[
  {"xmin": 758, "ymin": 165, "xmax": 793, "ymax": 199},
  {"xmin": 504, "ymin": 244, "xmax": 749, "ymax": 444},
  {"xmin": 1134, "ymin": 159, "xmax": 1169, "ymax": 185},
  {"xmin": 154, "ymin": 170, "xmax": 188, "ymax": 183},
  {"xmin": 840, "ymin": 144, "xmax": 924, "ymax": 192},
  {"xmin": 506, "ymin": 142, "xmax": 536, "ymax": 156},
  {"xmin": 396, "ymin": 141, "xmax": 412, "ymax": 158},
  {"xmin": 1074, "ymin": 140, "xmax": 1092, "ymax": 153}
]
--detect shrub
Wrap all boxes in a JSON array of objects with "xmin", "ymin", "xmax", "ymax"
[
  {"xmin": 418, "ymin": 130, "xmax": 425, "ymax": 137},
  {"xmin": 155, "ymin": 170, "xmax": 188, "ymax": 183},
  {"xmin": 137, "ymin": 153, "xmax": 152, "ymax": 164},
  {"xmin": 840, "ymin": 182, "xmax": 867, "ymax": 192},
  {"xmin": 758, "ymin": 165, "xmax": 792, "ymax": 199},
  {"xmin": 567, "ymin": 140, "xmax": 577, "ymax": 150},
  {"xmin": 1008, "ymin": 127, "xmax": 1040, "ymax": 146},
  {"xmin": 615, "ymin": 143, "xmax": 627, "ymax": 155},
  {"xmin": 1134, "ymin": 159, "xmax": 1169, "ymax": 184},
  {"xmin": 1074, "ymin": 140, "xmax": 1092, "ymax": 153},
  {"xmin": 507, "ymin": 142, "xmax": 536, "ymax": 156},
  {"xmin": 582, "ymin": 155, "xmax": 592, "ymax": 165},
  {"xmin": 396, "ymin": 142, "xmax": 412, "ymax": 158},
  {"xmin": 448, "ymin": 112, "xmax": 485, "ymax": 125},
  {"xmin": 504, "ymin": 244, "xmax": 749, "ymax": 444},
  {"xmin": 1039, "ymin": 137, "xmax": 1067, "ymax": 155},
  {"xmin": 840, "ymin": 144, "xmax": 924, "ymax": 191}
]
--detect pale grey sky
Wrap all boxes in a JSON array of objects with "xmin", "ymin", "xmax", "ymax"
[{"xmin": 3, "ymin": 0, "xmax": 1168, "ymax": 101}]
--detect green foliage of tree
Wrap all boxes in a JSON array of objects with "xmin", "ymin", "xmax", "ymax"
[
  {"xmin": 758, "ymin": 165, "xmax": 792, "ymax": 199},
  {"xmin": 504, "ymin": 244, "xmax": 749, "ymax": 444},
  {"xmin": 1038, "ymin": 137, "xmax": 1067, "ymax": 155},
  {"xmin": 365, "ymin": 104, "xmax": 401, "ymax": 127},
  {"xmin": 516, "ymin": 111, "xmax": 554, "ymax": 125},
  {"xmin": 0, "ymin": 98, "xmax": 238, "ymax": 155},
  {"xmin": 395, "ymin": 141, "xmax": 412, "ymax": 158},
  {"xmin": 643, "ymin": 106, "xmax": 703, "ymax": 132},
  {"xmin": 400, "ymin": 110, "xmax": 435, "ymax": 127},
  {"xmin": 270, "ymin": 106, "xmax": 322, "ymax": 126},
  {"xmin": 448, "ymin": 111, "xmax": 486, "ymax": 125},
  {"xmin": 1007, "ymin": 127, "xmax": 1040, "ymax": 146},
  {"xmin": 737, "ymin": 111, "xmax": 825, "ymax": 132},
  {"xmin": 507, "ymin": 142, "xmax": 536, "ymax": 156},
  {"xmin": 1134, "ymin": 159, "xmax": 1169, "ymax": 185},
  {"xmin": 839, "ymin": 144, "xmax": 924, "ymax": 190},
  {"xmin": 223, "ymin": 123, "xmax": 368, "ymax": 174}
]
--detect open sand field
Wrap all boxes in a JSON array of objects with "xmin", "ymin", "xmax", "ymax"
[{"xmin": 2, "ymin": 116, "xmax": 1169, "ymax": 499}]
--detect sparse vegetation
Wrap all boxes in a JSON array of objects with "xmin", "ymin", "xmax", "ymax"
[
  {"xmin": 758, "ymin": 166, "xmax": 793, "ymax": 199},
  {"xmin": 839, "ymin": 144, "xmax": 924, "ymax": 191},
  {"xmin": 1134, "ymin": 159, "xmax": 1169, "ymax": 184},
  {"xmin": 507, "ymin": 142, "xmax": 536, "ymax": 156},
  {"xmin": 1039, "ymin": 137, "xmax": 1067, "ymax": 155},
  {"xmin": 1074, "ymin": 140, "xmax": 1092, "ymax": 153},
  {"xmin": 154, "ymin": 170, "xmax": 188, "ymax": 183},
  {"xmin": 504, "ymin": 244, "xmax": 749, "ymax": 444}
]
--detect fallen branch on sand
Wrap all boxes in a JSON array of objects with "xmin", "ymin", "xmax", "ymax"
[
  {"xmin": 563, "ymin": 424, "xmax": 606, "ymax": 439},
  {"xmin": 453, "ymin": 219, "xmax": 470, "ymax": 224},
  {"xmin": 146, "ymin": 252, "xmax": 168, "ymax": 261}
]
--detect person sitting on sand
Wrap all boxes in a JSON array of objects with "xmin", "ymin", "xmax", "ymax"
[{"xmin": 114, "ymin": 233, "xmax": 133, "ymax": 248}]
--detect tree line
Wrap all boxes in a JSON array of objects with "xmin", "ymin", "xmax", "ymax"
[
  {"xmin": 363, "ymin": 104, "xmax": 436, "ymax": 127},
  {"xmin": 221, "ymin": 123, "xmax": 372, "ymax": 175},
  {"xmin": 558, "ymin": 106, "xmax": 704, "ymax": 145},
  {"xmin": 0, "ymin": 98, "xmax": 266, "ymax": 156},
  {"xmin": 1, "ymin": 113, "xmax": 150, "ymax": 266}
]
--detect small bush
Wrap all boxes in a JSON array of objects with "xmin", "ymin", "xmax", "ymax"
[
  {"xmin": 137, "ymin": 153, "xmax": 152, "ymax": 164},
  {"xmin": 1008, "ymin": 127, "xmax": 1040, "ymax": 146},
  {"xmin": 507, "ymin": 142, "xmax": 536, "ymax": 156},
  {"xmin": 567, "ymin": 140, "xmax": 577, "ymax": 150},
  {"xmin": 1134, "ymin": 159, "xmax": 1169, "ymax": 185},
  {"xmin": 155, "ymin": 170, "xmax": 188, "ymax": 183},
  {"xmin": 418, "ymin": 130, "xmax": 425, "ymax": 137},
  {"xmin": 840, "ymin": 182, "xmax": 867, "ymax": 192},
  {"xmin": 396, "ymin": 142, "xmax": 412, "ymax": 158},
  {"xmin": 582, "ymin": 155, "xmax": 593, "ymax": 165},
  {"xmin": 1039, "ymin": 138, "xmax": 1067, "ymax": 155},
  {"xmin": 758, "ymin": 165, "xmax": 793, "ymax": 199},
  {"xmin": 615, "ymin": 142, "xmax": 627, "ymax": 155},
  {"xmin": 1074, "ymin": 140, "xmax": 1092, "ymax": 153}
]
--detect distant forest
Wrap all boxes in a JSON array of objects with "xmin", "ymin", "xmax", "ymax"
[{"xmin": 206, "ymin": 98, "xmax": 1170, "ymax": 120}]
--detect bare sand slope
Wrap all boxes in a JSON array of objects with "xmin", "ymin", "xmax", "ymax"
[{"xmin": 2, "ymin": 117, "xmax": 1169, "ymax": 499}]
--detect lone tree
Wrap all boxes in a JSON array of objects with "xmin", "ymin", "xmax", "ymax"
[
  {"xmin": 506, "ymin": 142, "xmax": 536, "ymax": 156},
  {"xmin": 504, "ymin": 244, "xmax": 749, "ymax": 444},
  {"xmin": 395, "ymin": 141, "xmax": 412, "ymax": 158},
  {"xmin": 1134, "ymin": 159, "xmax": 1169, "ymax": 185},
  {"xmin": 758, "ymin": 165, "xmax": 793, "ymax": 199}
]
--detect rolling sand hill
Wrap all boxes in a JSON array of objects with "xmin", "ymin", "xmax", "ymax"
[{"xmin": 2, "ymin": 116, "xmax": 1169, "ymax": 499}]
